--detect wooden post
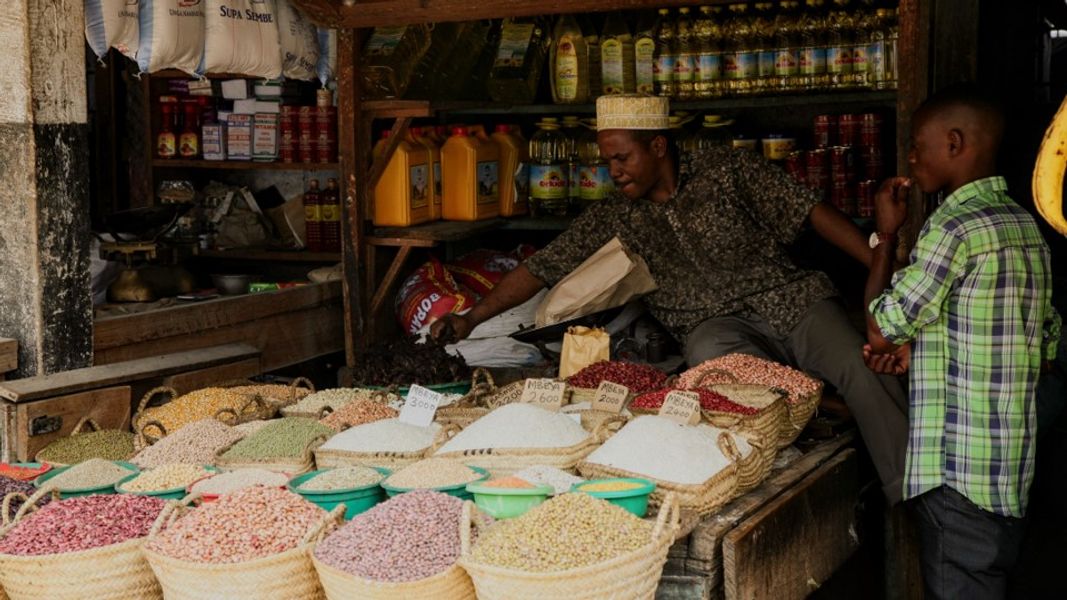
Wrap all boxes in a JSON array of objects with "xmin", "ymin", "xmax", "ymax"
[
  {"xmin": 0, "ymin": 0, "xmax": 93, "ymax": 378},
  {"xmin": 338, "ymin": 28, "xmax": 364, "ymax": 367}
]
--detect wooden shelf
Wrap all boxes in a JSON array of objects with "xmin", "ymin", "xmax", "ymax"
[
  {"xmin": 152, "ymin": 159, "xmax": 339, "ymax": 171},
  {"xmin": 194, "ymin": 248, "xmax": 342, "ymax": 263},
  {"xmin": 360, "ymin": 91, "xmax": 898, "ymax": 119},
  {"xmin": 368, "ymin": 216, "xmax": 572, "ymax": 245}
]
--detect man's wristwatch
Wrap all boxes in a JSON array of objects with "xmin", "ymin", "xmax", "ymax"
[{"xmin": 868, "ymin": 231, "xmax": 897, "ymax": 249}]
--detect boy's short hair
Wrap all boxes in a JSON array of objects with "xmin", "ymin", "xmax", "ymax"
[{"xmin": 918, "ymin": 83, "xmax": 1006, "ymax": 148}]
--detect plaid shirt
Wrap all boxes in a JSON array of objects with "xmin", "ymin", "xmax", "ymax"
[{"xmin": 870, "ymin": 177, "xmax": 1061, "ymax": 517}]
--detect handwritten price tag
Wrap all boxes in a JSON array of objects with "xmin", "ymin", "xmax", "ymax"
[
  {"xmin": 591, "ymin": 381, "xmax": 630, "ymax": 414},
  {"xmin": 399, "ymin": 384, "xmax": 443, "ymax": 427},
  {"xmin": 659, "ymin": 391, "xmax": 701, "ymax": 425},
  {"xmin": 520, "ymin": 379, "xmax": 567, "ymax": 411}
]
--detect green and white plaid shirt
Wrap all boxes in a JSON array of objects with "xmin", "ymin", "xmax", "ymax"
[{"xmin": 870, "ymin": 177, "xmax": 1061, "ymax": 517}]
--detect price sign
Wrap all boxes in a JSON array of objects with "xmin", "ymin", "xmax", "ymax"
[
  {"xmin": 659, "ymin": 391, "xmax": 701, "ymax": 425},
  {"xmin": 591, "ymin": 381, "xmax": 630, "ymax": 413},
  {"xmin": 520, "ymin": 379, "xmax": 567, "ymax": 411},
  {"xmin": 398, "ymin": 384, "xmax": 443, "ymax": 427}
]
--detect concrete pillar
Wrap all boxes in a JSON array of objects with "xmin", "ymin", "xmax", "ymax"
[{"xmin": 0, "ymin": 0, "xmax": 92, "ymax": 378}]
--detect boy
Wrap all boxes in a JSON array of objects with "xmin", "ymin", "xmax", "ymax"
[{"xmin": 864, "ymin": 84, "xmax": 1061, "ymax": 599}]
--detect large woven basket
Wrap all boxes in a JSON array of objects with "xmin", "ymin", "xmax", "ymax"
[
  {"xmin": 214, "ymin": 435, "xmax": 326, "ymax": 475},
  {"xmin": 435, "ymin": 369, "xmax": 499, "ymax": 428},
  {"xmin": 781, "ymin": 381, "xmax": 824, "ymax": 447},
  {"xmin": 144, "ymin": 503, "xmax": 343, "ymax": 600},
  {"xmin": 578, "ymin": 432, "xmax": 747, "ymax": 516},
  {"xmin": 283, "ymin": 386, "xmax": 393, "ymax": 420},
  {"xmin": 219, "ymin": 377, "xmax": 316, "ymax": 410},
  {"xmin": 0, "ymin": 489, "xmax": 177, "ymax": 600},
  {"xmin": 460, "ymin": 493, "xmax": 679, "ymax": 600},
  {"xmin": 133, "ymin": 386, "xmax": 273, "ymax": 447},
  {"xmin": 434, "ymin": 416, "xmax": 624, "ymax": 478},
  {"xmin": 691, "ymin": 377, "xmax": 787, "ymax": 486},
  {"xmin": 314, "ymin": 423, "xmax": 462, "ymax": 470},
  {"xmin": 34, "ymin": 417, "xmax": 137, "ymax": 466}
]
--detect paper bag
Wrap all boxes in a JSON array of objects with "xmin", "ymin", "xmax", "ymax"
[
  {"xmin": 536, "ymin": 237, "xmax": 657, "ymax": 327},
  {"xmin": 559, "ymin": 326, "xmax": 610, "ymax": 379}
]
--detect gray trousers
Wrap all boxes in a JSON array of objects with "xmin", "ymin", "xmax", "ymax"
[{"xmin": 684, "ymin": 298, "xmax": 908, "ymax": 504}]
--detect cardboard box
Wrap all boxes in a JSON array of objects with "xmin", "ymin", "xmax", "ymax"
[{"xmin": 226, "ymin": 114, "xmax": 253, "ymax": 161}]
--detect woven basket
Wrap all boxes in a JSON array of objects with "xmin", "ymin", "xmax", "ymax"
[
  {"xmin": 133, "ymin": 386, "xmax": 273, "ymax": 447},
  {"xmin": 460, "ymin": 493, "xmax": 679, "ymax": 600},
  {"xmin": 144, "ymin": 503, "xmax": 343, "ymax": 600},
  {"xmin": 283, "ymin": 386, "xmax": 393, "ymax": 420},
  {"xmin": 780, "ymin": 381, "xmax": 824, "ymax": 447},
  {"xmin": 690, "ymin": 375, "xmax": 788, "ymax": 481},
  {"xmin": 0, "ymin": 488, "xmax": 177, "ymax": 600},
  {"xmin": 35, "ymin": 417, "xmax": 137, "ymax": 466},
  {"xmin": 578, "ymin": 432, "xmax": 745, "ymax": 516},
  {"xmin": 435, "ymin": 369, "xmax": 497, "ymax": 429},
  {"xmin": 220, "ymin": 377, "xmax": 316, "ymax": 410},
  {"xmin": 433, "ymin": 416, "xmax": 624, "ymax": 478},
  {"xmin": 314, "ymin": 423, "xmax": 462, "ymax": 470},
  {"xmin": 214, "ymin": 435, "xmax": 326, "ymax": 475}
]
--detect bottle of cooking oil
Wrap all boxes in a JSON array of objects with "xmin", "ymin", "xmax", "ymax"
[
  {"xmin": 441, "ymin": 126, "xmax": 500, "ymax": 221},
  {"xmin": 674, "ymin": 7, "xmax": 697, "ymax": 100},
  {"xmin": 851, "ymin": 0, "xmax": 876, "ymax": 88},
  {"xmin": 601, "ymin": 12, "xmax": 636, "ymax": 94},
  {"xmin": 491, "ymin": 124, "xmax": 529, "ymax": 217},
  {"xmin": 373, "ymin": 130, "xmax": 433, "ymax": 227},
  {"xmin": 488, "ymin": 17, "xmax": 551, "ymax": 104},
  {"xmin": 825, "ymin": 0, "xmax": 853, "ymax": 89},
  {"xmin": 695, "ymin": 114, "xmax": 736, "ymax": 150},
  {"xmin": 725, "ymin": 4, "xmax": 757, "ymax": 97},
  {"xmin": 634, "ymin": 11, "xmax": 658, "ymax": 94},
  {"xmin": 528, "ymin": 119, "xmax": 569, "ymax": 217},
  {"xmin": 562, "ymin": 116, "xmax": 582, "ymax": 211},
  {"xmin": 799, "ymin": 0, "xmax": 829, "ymax": 90},
  {"xmin": 361, "ymin": 24, "xmax": 432, "ymax": 99},
  {"xmin": 774, "ymin": 2, "xmax": 801, "ymax": 91},
  {"xmin": 551, "ymin": 14, "xmax": 591, "ymax": 104},
  {"xmin": 409, "ymin": 126, "xmax": 442, "ymax": 220},
  {"xmin": 653, "ymin": 8, "xmax": 676, "ymax": 97},
  {"xmin": 581, "ymin": 15, "xmax": 603, "ymax": 99},
  {"xmin": 693, "ymin": 6, "xmax": 722, "ymax": 99},
  {"xmin": 881, "ymin": 8, "xmax": 898, "ymax": 90},
  {"xmin": 752, "ymin": 3, "xmax": 776, "ymax": 96},
  {"xmin": 578, "ymin": 120, "xmax": 613, "ymax": 206}
]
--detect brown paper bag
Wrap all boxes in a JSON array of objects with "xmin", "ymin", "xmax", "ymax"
[
  {"xmin": 559, "ymin": 326, "xmax": 611, "ymax": 379},
  {"xmin": 536, "ymin": 237, "xmax": 658, "ymax": 327}
]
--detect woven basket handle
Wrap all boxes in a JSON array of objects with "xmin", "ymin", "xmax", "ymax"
[
  {"xmin": 71, "ymin": 416, "xmax": 101, "ymax": 436},
  {"xmin": 241, "ymin": 395, "xmax": 270, "ymax": 417},
  {"xmin": 1, "ymin": 492, "xmax": 29, "ymax": 527},
  {"xmin": 369, "ymin": 389, "xmax": 394, "ymax": 406},
  {"xmin": 651, "ymin": 492, "xmax": 680, "ymax": 542},
  {"xmin": 717, "ymin": 431, "xmax": 742, "ymax": 462},
  {"xmin": 148, "ymin": 499, "xmax": 184, "ymax": 538},
  {"xmin": 429, "ymin": 422, "xmax": 462, "ymax": 454},
  {"xmin": 9, "ymin": 486, "xmax": 58, "ymax": 526},
  {"xmin": 459, "ymin": 500, "xmax": 474, "ymax": 557},
  {"xmin": 139, "ymin": 419, "xmax": 168, "ymax": 440},
  {"xmin": 318, "ymin": 406, "xmax": 334, "ymax": 420},
  {"xmin": 214, "ymin": 406, "xmax": 239, "ymax": 425},
  {"xmin": 470, "ymin": 368, "xmax": 496, "ymax": 395},
  {"xmin": 693, "ymin": 368, "xmax": 739, "ymax": 388},
  {"xmin": 136, "ymin": 386, "xmax": 178, "ymax": 416},
  {"xmin": 302, "ymin": 504, "xmax": 346, "ymax": 545},
  {"xmin": 303, "ymin": 435, "xmax": 329, "ymax": 463},
  {"xmin": 290, "ymin": 377, "xmax": 316, "ymax": 402},
  {"xmin": 703, "ymin": 411, "xmax": 742, "ymax": 429},
  {"xmin": 592, "ymin": 415, "xmax": 628, "ymax": 443}
]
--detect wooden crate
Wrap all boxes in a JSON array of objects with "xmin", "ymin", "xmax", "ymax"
[
  {"xmin": 1, "ymin": 386, "xmax": 131, "ymax": 462},
  {"xmin": 0, "ymin": 338, "xmax": 16, "ymax": 380}
]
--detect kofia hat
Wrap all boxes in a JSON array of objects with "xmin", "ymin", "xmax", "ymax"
[{"xmin": 596, "ymin": 94, "xmax": 670, "ymax": 131}]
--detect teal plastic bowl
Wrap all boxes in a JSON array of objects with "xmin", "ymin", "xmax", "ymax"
[
  {"xmin": 381, "ymin": 466, "xmax": 489, "ymax": 501},
  {"xmin": 366, "ymin": 381, "xmax": 472, "ymax": 398},
  {"xmin": 288, "ymin": 467, "xmax": 392, "ymax": 520},
  {"xmin": 114, "ymin": 466, "xmax": 217, "ymax": 501},
  {"xmin": 466, "ymin": 481, "xmax": 553, "ymax": 519},
  {"xmin": 35, "ymin": 461, "xmax": 140, "ymax": 499},
  {"xmin": 572, "ymin": 478, "xmax": 656, "ymax": 517}
]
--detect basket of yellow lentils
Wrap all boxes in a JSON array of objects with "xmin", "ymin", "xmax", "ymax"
[{"xmin": 132, "ymin": 386, "xmax": 275, "ymax": 447}]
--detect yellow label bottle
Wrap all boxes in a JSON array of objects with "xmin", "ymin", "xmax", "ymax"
[
  {"xmin": 409, "ymin": 126, "xmax": 442, "ymax": 220},
  {"xmin": 442, "ymin": 126, "xmax": 501, "ymax": 221},
  {"xmin": 372, "ymin": 130, "xmax": 433, "ymax": 227},
  {"xmin": 551, "ymin": 14, "xmax": 590, "ymax": 104},
  {"xmin": 491, "ymin": 124, "xmax": 529, "ymax": 216}
]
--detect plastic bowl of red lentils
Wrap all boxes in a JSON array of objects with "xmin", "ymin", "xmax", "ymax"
[{"xmin": 466, "ymin": 476, "xmax": 553, "ymax": 519}]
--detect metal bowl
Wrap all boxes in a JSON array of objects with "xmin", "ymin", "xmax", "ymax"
[{"xmin": 211, "ymin": 274, "xmax": 252, "ymax": 295}]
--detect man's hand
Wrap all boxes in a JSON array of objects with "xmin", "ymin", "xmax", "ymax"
[
  {"xmin": 429, "ymin": 314, "xmax": 473, "ymax": 343},
  {"xmin": 863, "ymin": 343, "xmax": 911, "ymax": 375},
  {"xmin": 875, "ymin": 177, "xmax": 912, "ymax": 234}
]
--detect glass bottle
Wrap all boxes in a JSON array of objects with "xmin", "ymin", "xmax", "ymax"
[
  {"xmin": 551, "ymin": 14, "xmax": 591, "ymax": 104},
  {"xmin": 726, "ymin": 4, "xmax": 757, "ymax": 96},
  {"xmin": 157, "ymin": 104, "xmax": 176, "ymax": 159},
  {"xmin": 693, "ymin": 5, "xmax": 723, "ymax": 99},
  {"xmin": 528, "ymin": 119, "xmax": 569, "ymax": 217},
  {"xmin": 674, "ymin": 7, "xmax": 697, "ymax": 100},
  {"xmin": 826, "ymin": 0, "xmax": 853, "ymax": 89},
  {"xmin": 634, "ymin": 10, "xmax": 658, "ymax": 94},
  {"xmin": 753, "ymin": 3, "xmax": 777, "ymax": 96},
  {"xmin": 321, "ymin": 178, "xmax": 341, "ymax": 253},
  {"xmin": 773, "ymin": 1, "xmax": 801, "ymax": 91},
  {"xmin": 488, "ymin": 17, "xmax": 551, "ymax": 104},
  {"xmin": 883, "ymin": 8, "xmax": 898, "ymax": 90},
  {"xmin": 653, "ymin": 8, "xmax": 676, "ymax": 97},
  {"xmin": 798, "ymin": 0, "xmax": 829, "ymax": 90},
  {"xmin": 578, "ymin": 120, "xmax": 613, "ymax": 206},
  {"xmin": 304, "ymin": 179, "xmax": 322, "ymax": 252},
  {"xmin": 851, "ymin": 0, "xmax": 876, "ymax": 88},
  {"xmin": 580, "ymin": 14, "xmax": 603, "ymax": 99},
  {"xmin": 561, "ymin": 115, "xmax": 582, "ymax": 211},
  {"xmin": 601, "ymin": 12, "xmax": 636, "ymax": 94},
  {"xmin": 179, "ymin": 104, "xmax": 200, "ymax": 159}
]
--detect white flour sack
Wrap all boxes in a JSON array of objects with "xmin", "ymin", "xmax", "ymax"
[
  {"xmin": 203, "ymin": 0, "xmax": 283, "ymax": 78},
  {"xmin": 85, "ymin": 0, "xmax": 140, "ymax": 61},
  {"xmin": 276, "ymin": 0, "xmax": 319, "ymax": 80},
  {"xmin": 137, "ymin": 0, "xmax": 206, "ymax": 75}
]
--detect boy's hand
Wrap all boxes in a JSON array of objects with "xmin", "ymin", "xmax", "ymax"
[
  {"xmin": 875, "ymin": 177, "xmax": 912, "ymax": 234},
  {"xmin": 863, "ymin": 343, "xmax": 911, "ymax": 375},
  {"xmin": 430, "ymin": 314, "xmax": 472, "ymax": 343}
]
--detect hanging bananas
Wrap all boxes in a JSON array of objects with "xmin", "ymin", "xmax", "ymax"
[{"xmin": 1032, "ymin": 96, "xmax": 1067, "ymax": 236}]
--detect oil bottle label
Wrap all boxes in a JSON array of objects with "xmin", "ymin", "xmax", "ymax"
[
  {"xmin": 601, "ymin": 38, "xmax": 626, "ymax": 94},
  {"xmin": 868, "ymin": 41, "xmax": 886, "ymax": 82},
  {"xmin": 734, "ymin": 52, "xmax": 757, "ymax": 79},
  {"xmin": 758, "ymin": 51, "xmax": 776, "ymax": 77},
  {"xmin": 530, "ymin": 164, "xmax": 567, "ymax": 200},
  {"xmin": 495, "ymin": 23, "xmax": 535, "ymax": 68},
  {"xmin": 696, "ymin": 53, "xmax": 721, "ymax": 81},
  {"xmin": 555, "ymin": 34, "xmax": 580, "ymax": 101},
  {"xmin": 366, "ymin": 26, "xmax": 407, "ymax": 57},
  {"xmin": 827, "ymin": 46, "xmax": 852, "ymax": 74},
  {"xmin": 675, "ymin": 53, "xmax": 695, "ymax": 83},
  {"xmin": 799, "ymin": 47, "xmax": 827, "ymax": 75},
  {"xmin": 635, "ymin": 38, "xmax": 656, "ymax": 93},
  {"xmin": 304, "ymin": 205, "xmax": 321, "ymax": 222},
  {"xmin": 579, "ymin": 165, "xmax": 613, "ymax": 201},
  {"xmin": 569, "ymin": 162, "xmax": 580, "ymax": 198},
  {"xmin": 477, "ymin": 161, "xmax": 499, "ymax": 205},
  {"xmin": 775, "ymin": 48, "xmax": 798, "ymax": 76},
  {"xmin": 851, "ymin": 44, "xmax": 869, "ymax": 74},
  {"xmin": 433, "ymin": 162, "xmax": 442, "ymax": 200},
  {"xmin": 409, "ymin": 164, "xmax": 429, "ymax": 209},
  {"xmin": 320, "ymin": 204, "xmax": 340, "ymax": 222},
  {"xmin": 654, "ymin": 54, "xmax": 675, "ymax": 84}
]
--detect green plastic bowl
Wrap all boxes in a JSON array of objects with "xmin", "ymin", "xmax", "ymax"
[
  {"xmin": 35, "ymin": 461, "xmax": 140, "ymax": 499},
  {"xmin": 114, "ymin": 466, "xmax": 217, "ymax": 501},
  {"xmin": 381, "ymin": 466, "xmax": 489, "ymax": 501},
  {"xmin": 0, "ymin": 462, "xmax": 53, "ymax": 481},
  {"xmin": 288, "ymin": 467, "xmax": 392, "ymax": 520},
  {"xmin": 572, "ymin": 478, "xmax": 656, "ymax": 517},
  {"xmin": 366, "ymin": 381, "xmax": 472, "ymax": 398},
  {"xmin": 466, "ymin": 481, "xmax": 553, "ymax": 519}
]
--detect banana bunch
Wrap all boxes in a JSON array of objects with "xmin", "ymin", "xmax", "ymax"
[{"xmin": 1032, "ymin": 96, "xmax": 1067, "ymax": 236}]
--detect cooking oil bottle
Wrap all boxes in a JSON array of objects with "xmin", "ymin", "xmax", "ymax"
[
  {"xmin": 634, "ymin": 11, "xmax": 658, "ymax": 94},
  {"xmin": 410, "ymin": 126, "xmax": 442, "ymax": 219},
  {"xmin": 528, "ymin": 119, "xmax": 569, "ymax": 217},
  {"xmin": 674, "ymin": 7, "xmax": 697, "ymax": 100},
  {"xmin": 361, "ymin": 24, "xmax": 432, "ymax": 99},
  {"xmin": 752, "ymin": 3, "xmax": 776, "ymax": 95},
  {"xmin": 491, "ymin": 124, "xmax": 529, "ymax": 216},
  {"xmin": 826, "ymin": 0, "xmax": 853, "ymax": 89},
  {"xmin": 724, "ymin": 4, "xmax": 757, "ymax": 96},
  {"xmin": 488, "ymin": 17, "xmax": 550, "ymax": 104},
  {"xmin": 600, "ymin": 12, "xmax": 636, "ymax": 94},
  {"xmin": 774, "ymin": 1, "xmax": 801, "ymax": 91},
  {"xmin": 693, "ymin": 6, "xmax": 722, "ymax": 99},
  {"xmin": 441, "ymin": 126, "xmax": 500, "ymax": 221},
  {"xmin": 799, "ymin": 0, "xmax": 829, "ymax": 90},
  {"xmin": 578, "ymin": 120, "xmax": 613, "ymax": 206},
  {"xmin": 869, "ymin": 8, "xmax": 897, "ymax": 90},
  {"xmin": 561, "ymin": 116, "xmax": 583, "ymax": 211},
  {"xmin": 581, "ymin": 15, "xmax": 603, "ymax": 99},
  {"xmin": 551, "ymin": 14, "xmax": 592, "ymax": 104},
  {"xmin": 851, "ymin": 0, "xmax": 876, "ymax": 88},
  {"xmin": 373, "ymin": 130, "xmax": 433, "ymax": 227},
  {"xmin": 653, "ymin": 8, "xmax": 676, "ymax": 97}
]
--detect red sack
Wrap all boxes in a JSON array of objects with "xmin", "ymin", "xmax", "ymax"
[
  {"xmin": 445, "ymin": 245, "xmax": 537, "ymax": 297},
  {"xmin": 395, "ymin": 258, "xmax": 475, "ymax": 334}
]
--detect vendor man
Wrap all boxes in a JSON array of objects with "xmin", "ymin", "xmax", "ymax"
[{"xmin": 431, "ymin": 94, "xmax": 908, "ymax": 504}]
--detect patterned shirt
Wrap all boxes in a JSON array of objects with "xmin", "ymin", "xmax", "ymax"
[
  {"xmin": 870, "ymin": 177, "xmax": 1061, "ymax": 517},
  {"xmin": 524, "ymin": 146, "xmax": 837, "ymax": 341}
]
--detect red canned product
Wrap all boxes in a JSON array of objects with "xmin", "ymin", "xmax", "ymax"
[
  {"xmin": 857, "ymin": 180, "xmax": 877, "ymax": 217},
  {"xmin": 830, "ymin": 180, "xmax": 855, "ymax": 215},
  {"xmin": 837, "ymin": 114, "xmax": 861, "ymax": 149},
  {"xmin": 829, "ymin": 145, "xmax": 856, "ymax": 183},
  {"xmin": 814, "ymin": 114, "xmax": 836, "ymax": 148},
  {"xmin": 860, "ymin": 112, "xmax": 883, "ymax": 148},
  {"xmin": 785, "ymin": 150, "xmax": 807, "ymax": 184},
  {"xmin": 861, "ymin": 146, "xmax": 884, "ymax": 181},
  {"xmin": 806, "ymin": 148, "xmax": 830, "ymax": 197},
  {"xmin": 280, "ymin": 129, "xmax": 295, "ymax": 163}
]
